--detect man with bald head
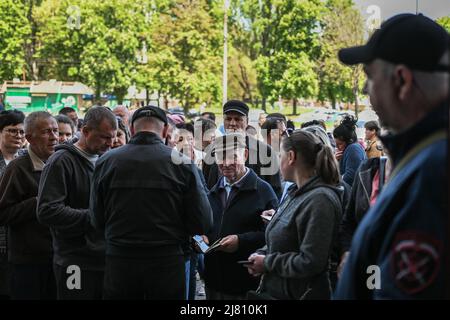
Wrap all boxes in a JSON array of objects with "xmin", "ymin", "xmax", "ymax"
[
  {"xmin": 113, "ymin": 105, "xmax": 130, "ymax": 128},
  {"xmin": 90, "ymin": 106, "xmax": 213, "ymax": 300}
]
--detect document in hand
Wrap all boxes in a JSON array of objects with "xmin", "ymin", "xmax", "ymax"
[{"xmin": 192, "ymin": 236, "xmax": 222, "ymax": 254}]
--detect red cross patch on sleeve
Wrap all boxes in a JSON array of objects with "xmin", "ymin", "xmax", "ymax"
[{"xmin": 390, "ymin": 231, "xmax": 442, "ymax": 295}]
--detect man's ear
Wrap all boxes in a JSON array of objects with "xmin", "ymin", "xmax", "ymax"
[
  {"xmin": 244, "ymin": 148, "xmax": 249, "ymax": 162},
  {"xmin": 161, "ymin": 124, "xmax": 169, "ymax": 139},
  {"xmin": 288, "ymin": 150, "xmax": 296, "ymax": 166},
  {"xmin": 81, "ymin": 125, "xmax": 89, "ymax": 138},
  {"xmin": 394, "ymin": 65, "xmax": 414, "ymax": 101},
  {"xmin": 130, "ymin": 124, "xmax": 135, "ymax": 137}
]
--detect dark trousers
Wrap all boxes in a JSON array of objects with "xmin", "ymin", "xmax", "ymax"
[
  {"xmin": 53, "ymin": 264, "xmax": 103, "ymax": 300},
  {"xmin": 0, "ymin": 253, "xmax": 10, "ymax": 300},
  {"xmin": 103, "ymin": 255, "xmax": 185, "ymax": 300},
  {"xmin": 188, "ymin": 253, "xmax": 198, "ymax": 300},
  {"xmin": 10, "ymin": 264, "xmax": 56, "ymax": 300}
]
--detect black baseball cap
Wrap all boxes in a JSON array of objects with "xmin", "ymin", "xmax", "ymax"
[
  {"xmin": 223, "ymin": 100, "xmax": 249, "ymax": 116},
  {"xmin": 339, "ymin": 13, "xmax": 450, "ymax": 72},
  {"xmin": 131, "ymin": 106, "xmax": 168, "ymax": 126}
]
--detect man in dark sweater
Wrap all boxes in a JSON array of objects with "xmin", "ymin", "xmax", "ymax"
[
  {"xmin": 37, "ymin": 107, "xmax": 117, "ymax": 300},
  {"xmin": 0, "ymin": 111, "xmax": 58, "ymax": 299}
]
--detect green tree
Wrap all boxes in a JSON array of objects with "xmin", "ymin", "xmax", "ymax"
[
  {"xmin": 436, "ymin": 16, "xmax": 450, "ymax": 33},
  {"xmin": 35, "ymin": 0, "xmax": 156, "ymax": 103},
  {"xmin": 0, "ymin": 0, "xmax": 31, "ymax": 82},
  {"xmin": 317, "ymin": 0, "xmax": 365, "ymax": 112},
  {"xmin": 227, "ymin": 46, "xmax": 258, "ymax": 101},
  {"xmin": 231, "ymin": 0, "xmax": 324, "ymax": 112},
  {"xmin": 145, "ymin": 0, "xmax": 223, "ymax": 111}
]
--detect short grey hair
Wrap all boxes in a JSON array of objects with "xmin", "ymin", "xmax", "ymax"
[
  {"xmin": 412, "ymin": 51, "xmax": 449, "ymax": 104},
  {"xmin": 380, "ymin": 51, "xmax": 449, "ymax": 104},
  {"xmin": 24, "ymin": 111, "xmax": 54, "ymax": 136},
  {"xmin": 133, "ymin": 115, "xmax": 165, "ymax": 133}
]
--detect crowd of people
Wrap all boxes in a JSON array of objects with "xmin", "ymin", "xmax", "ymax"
[{"xmin": 0, "ymin": 13, "xmax": 448, "ymax": 300}]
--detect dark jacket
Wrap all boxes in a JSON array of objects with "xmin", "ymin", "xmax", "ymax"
[
  {"xmin": 257, "ymin": 176, "xmax": 343, "ymax": 300},
  {"xmin": 90, "ymin": 131, "xmax": 213, "ymax": 258},
  {"xmin": 339, "ymin": 157, "xmax": 387, "ymax": 254},
  {"xmin": 335, "ymin": 103, "xmax": 448, "ymax": 299},
  {"xmin": 0, "ymin": 152, "xmax": 8, "ymax": 258},
  {"xmin": 0, "ymin": 151, "xmax": 52, "ymax": 264},
  {"xmin": 203, "ymin": 135, "xmax": 282, "ymax": 198},
  {"xmin": 204, "ymin": 168, "xmax": 278, "ymax": 295},
  {"xmin": 37, "ymin": 143, "xmax": 104, "ymax": 270},
  {"xmin": 340, "ymin": 143, "xmax": 367, "ymax": 186}
]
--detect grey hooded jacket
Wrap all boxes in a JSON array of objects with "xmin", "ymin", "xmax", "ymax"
[{"xmin": 256, "ymin": 176, "xmax": 343, "ymax": 300}]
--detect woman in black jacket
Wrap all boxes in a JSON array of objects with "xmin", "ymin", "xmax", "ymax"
[{"xmin": 246, "ymin": 130, "xmax": 343, "ymax": 300}]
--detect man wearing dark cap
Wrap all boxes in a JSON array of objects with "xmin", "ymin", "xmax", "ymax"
[
  {"xmin": 90, "ymin": 106, "xmax": 213, "ymax": 300},
  {"xmin": 202, "ymin": 133, "xmax": 278, "ymax": 300},
  {"xmin": 203, "ymin": 100, "xmax": 282, "ymax": 198},
  {"xmin": 335, "ymin": 14, "xmax": 449, "ymax": 299}
]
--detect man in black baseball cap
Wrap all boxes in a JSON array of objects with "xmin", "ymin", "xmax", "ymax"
[
  {"xmin": 90, "ymin": 103, "xmax": 212, "ymax": 299},
  {"xmin": 339, "ymin": 14, "xmax": 449, "ymax": 72},
  {"xmin": 222, "ymin": 100, "xmax": 249, "ymax": 133},
  {"xmin": 131, "ymin": 105, "xmax": 168, "ymax": 127},
  {"xmin": 335, "ymin": 13, "xmax": 449, "ymax": 300}
]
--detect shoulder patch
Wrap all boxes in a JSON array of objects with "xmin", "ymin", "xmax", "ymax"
[{"xmin": 390, "ymin": 231, "xmax": 442, "ymax": 295}]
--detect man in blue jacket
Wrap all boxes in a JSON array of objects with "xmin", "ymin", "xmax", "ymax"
[{"xmin": 334, "ymin": 13, "xmax": 449, "ymax": 299}]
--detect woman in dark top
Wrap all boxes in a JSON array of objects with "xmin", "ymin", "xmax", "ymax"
[{"xmin": 333, "ymin": 115, "xmax": 366, "ymax": 186}]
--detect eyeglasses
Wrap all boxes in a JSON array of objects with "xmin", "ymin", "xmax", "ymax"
[{"xmin": 3, "ymin": 128, "xmax": 25, "ymax": 136}]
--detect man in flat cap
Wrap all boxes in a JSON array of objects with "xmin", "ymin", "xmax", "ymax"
[
  {"xmin": 334, "ymin": 14, "xmax": 449, "ymax": 299},
  {"xmin": 90, "ymin": 106, "xmax": 213, "ymax": 300},
  {"xmin": 203, "ymin": 100, "xmax": 282, "ymax": 198},
  {"xmin": 202, "ymin": 133, "xmax": 278, "ymax": 300}
]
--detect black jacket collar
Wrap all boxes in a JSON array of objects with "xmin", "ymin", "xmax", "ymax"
[
  {"xmin": 129, "ymin": 131, "xmax": 164, "ymax": 145},
  {"xmin": 380, "ymin": 102, "xmax": 448, "ymax": 166}
]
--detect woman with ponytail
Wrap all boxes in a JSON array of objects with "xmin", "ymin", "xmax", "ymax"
[
  {"xmin": 333, "ymin": 115, "xmax": 366, "ymax": 186},
  {"xmin": 246, "ymin": 130, "xmax": 343, "ymax": 300}
]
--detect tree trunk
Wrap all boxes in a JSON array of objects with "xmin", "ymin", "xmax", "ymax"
[
  {"xmin": 293, "ymin": 98, "xmax": 297, "ymax": 115},
  {"xmin": 95, "ymin": 84, "xmax": 102, "ymax": 105},
  {"xmin": 26, "ymin": 0, "xmax": 40, "ymax": 80},
  {"xmin": 262, "ymin": 97, "xmax": 266, "ymax": 112}
]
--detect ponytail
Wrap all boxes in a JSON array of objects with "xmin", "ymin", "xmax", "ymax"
[
  {"xmin": 315, "ymin": 145, "xmax": 340, "ymax": 185},
  {"xmin": 281, "ymin": 130, "xmax": 340, "ymax": 186}
]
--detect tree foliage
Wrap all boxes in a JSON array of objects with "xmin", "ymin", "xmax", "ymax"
[{"xmin": 0, "ymin": 0, "xmax": 31, "ymax": 82}]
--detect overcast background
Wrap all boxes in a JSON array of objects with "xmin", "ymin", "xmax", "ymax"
[{"xmin": 353, "ymin": 0, "xmax": 450, "ymax": 20}]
